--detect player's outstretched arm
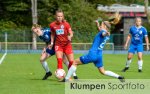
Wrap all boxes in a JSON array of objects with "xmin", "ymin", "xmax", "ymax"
[
  {"xmin": 95, "ymin": 20, "xmax": 101, "ymax": 31},
  {"xmin": 124, "ymin": 34, "xmax": 131, "ymax": 49},
  {"xmin": 47, "ymin": 31, "xmax": 54, "ymax": 49},
  {"xmin": 145, "ymin": 36, "xmax": 149, "ymax": 51}
]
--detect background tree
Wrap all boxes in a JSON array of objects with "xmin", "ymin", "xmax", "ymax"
[
  {"xmin": 144, "ymin": 0, "xmax": 150, "ymax": 24},
  {"xmin": 31, "ymin": 0, "xmax": 37, "ymax": 50}
]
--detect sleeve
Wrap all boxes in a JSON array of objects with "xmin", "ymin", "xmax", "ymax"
[
  {"xmin": 101, "ymin": 30, "xmax": 106, "ymax": 37},
  {"xmin": 49, "ymin": 23, "xmax": 55, "ymax": 33},
  {"xmin": 66, "ymin": 22, "xmax": 72, "ymax": 33},
  {"xmin": 143, "ymin": 27, "xmax": 148, "ymax": 37},
  {"xmin": 129, "ymin": 27, "xmax": 132, "ymax": 35}
]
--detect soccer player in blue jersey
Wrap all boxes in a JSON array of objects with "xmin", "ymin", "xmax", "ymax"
[
  {"xmin": 32, "ymin": 25, "xmax": 78, "ymax": 80},
  {"xmin": 122, "ymin": 17, "xmax": 149, "ymax": 72},
  {"xmin": 62, "ymin": 21, "xmax": 124, "ymax": 82}
]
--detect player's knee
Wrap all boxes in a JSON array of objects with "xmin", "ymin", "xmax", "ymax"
[
  {"xmin": 73, "ymin": 59, "xmax": 80, "ymax": 66},
  {"xmin": 40, "ymin": 58, "xmax": 45, "ymax": 63},
  {"xmin": 138, "ymin": 57, "xmax": 142, "ymax": 60},
  {"xmin": 100, "ymin": 71, "xmax": 105, "ymax": 75},
  {"xmin": 138, "ymin": 55, "xmax": 142, "ymax": 60},
  {"xmin": 127, "ymin": 56, "xmax": 132, "ymax": 60},
  {"xmin": 73, "ymin": 61, "xmax": 78, "ymax": 66},
  {"xmin": 99, "ymin": 69, "xmax": 105, "ymax": 75}
]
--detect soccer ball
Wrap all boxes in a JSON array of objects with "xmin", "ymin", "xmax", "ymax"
[{"xmin": 55, "ymin": 69, "xmax": 66, "ymax": 80}]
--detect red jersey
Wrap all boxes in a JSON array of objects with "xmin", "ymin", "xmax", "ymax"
[{"xmin": 50, "ymin": 21, "xmax": 72, "ymax": 46}]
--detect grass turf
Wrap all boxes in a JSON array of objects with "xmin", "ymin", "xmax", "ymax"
[{"xmin": 0, "ymin": 54, "xmax": 150, "ymax": 94}]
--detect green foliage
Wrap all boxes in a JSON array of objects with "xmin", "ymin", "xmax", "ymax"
[
  {"xmin": 37, "ymin": 0, "xmax": 108, "ymax": 42},
  {"xmin": 87, "ymin": 0, "xmax": 116, "ymax": 5},
  {"xmin": 6, "ymin": 2, "xmax": 29, "ymax": 11},
  {"xmin": 117, "ymin": 0, "xmax": 144, "ymax": 5},
  {"xmin": 143, "ymin": 22, "xmax": 150, "ymax": 32},
  {"xmin": 1, "ymin": 0, "xmax": 149, "ymax": 42},
  {"xmin": 0, "ymin": 20, "xmax": 17, "ymax": 32}
]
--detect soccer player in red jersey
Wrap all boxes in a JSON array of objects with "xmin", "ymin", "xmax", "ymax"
[{"xmin": 49, "ymin": 9, "xmax": 78, "ymax": 79}]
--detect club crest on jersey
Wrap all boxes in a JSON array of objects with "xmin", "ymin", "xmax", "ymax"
[
  {"xmin": 61, "ymin": 25, "xmax": 64, "ymax": 29},
  {"xmin": 139, "ymin": 30, "xmax": 142, "ymax": 34}
]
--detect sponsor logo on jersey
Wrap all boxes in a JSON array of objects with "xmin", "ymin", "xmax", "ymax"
[
  {"xmin": 139, "ymin": 30, "xmax": 142, "ymax": 34},
  {"xmin": 56, "ymin": 29, "xmax": 64, "ymax": 35},
  {"xmin": 134, "ymin": 34, "xmax": 140, "ymax": 40}
]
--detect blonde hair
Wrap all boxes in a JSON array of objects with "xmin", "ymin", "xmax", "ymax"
[
  {"xmin": 55, "ymin": 9, "xmax": 65, "ymax": 22},
  {"xmin": 103, "ymin": 21, "xmax": 111, "ymax": 30},
  {"xmin": 55, "ymin": 9, "xmax": 64, "ymax": 15},
  {"xmin": 135, "ymin": 17, "xmax": 142, "ymax": 22}
]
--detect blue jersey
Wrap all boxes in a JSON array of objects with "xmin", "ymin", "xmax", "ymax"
[
  {"xmin": 39, "ymin": 28, "xmax": 55, "ymax": 55},
  {"xmin": 129, "ymin": 25, "xmax": 148, "ymax": 45},
  {"xmin": 80, "ymin": 29, "xmax": 110, "ymax": 68},
  {"xmin": 39, "ymin": 28, "xmax": 51, "ymax": 43},
  {"xmin": 90, "ymin": 30, "xmax": 110, "ymax": 51}
]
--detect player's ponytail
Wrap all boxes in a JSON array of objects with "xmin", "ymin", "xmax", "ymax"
[
  {"xmin": 109, "ymin": 12, "xmax": 122, "ymax": 25},
  {"xmin": 95, "ymin": 12, "xmax": 121, "ymax": 31}
]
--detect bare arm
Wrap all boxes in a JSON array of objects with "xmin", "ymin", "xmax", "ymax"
[
  {"xmin": 124, "ymin": 34, "xmax": 131, "ymax": 49},
  {"xmin": 47, "ymin": 32, "xmax": 55, "ymax": 49},
  {"xmin": 68, "ymin": 30, "xmax": 73, "ymax": 41},
  {"xmin": 145, "ymin": 36, "xmax": 149, "ymax": 51},
  {"xmin": 50, "ymin": 31, "xmax": 55, "ymax": 46},
  {"xmin": 95, "ymin": 21, "xmax": 101, "ymax": 31},
  {"xmin": 67, "ymin": 23, "xmax": 73, "ymax": 41}
]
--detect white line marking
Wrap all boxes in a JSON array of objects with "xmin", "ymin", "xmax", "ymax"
[{"xmin": 0, "ymin": 53, "xmax": 7, "ymax": 64}]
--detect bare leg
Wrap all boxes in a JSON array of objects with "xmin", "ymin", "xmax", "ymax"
[
  {"xmin": 40, "ymin": 48, "xmax": 52, "ymax": 80},
  {"xmin": 99, "ymin": 67, "xmax": 125, "ymax": 82},
  {"xmin": 40, "ymin": 48, "xmax": 50, "ymax": 73}
]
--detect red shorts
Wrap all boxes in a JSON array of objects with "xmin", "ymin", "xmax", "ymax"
[{"xmin": 55, "ymin": 43, "xmax": 73, "ymax": 54}]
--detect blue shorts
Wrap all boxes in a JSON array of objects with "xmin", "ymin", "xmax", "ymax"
[
  {"xmin": 128, "ymin": 44, "xmax": 143, "ymax": 54},
  {"xmin": 80, "ymin": 50, "xmax": 103, "ymax": 68},
  {"xmin": 46, "ymin": 48, "xmax": 55, "ymax": 56}
]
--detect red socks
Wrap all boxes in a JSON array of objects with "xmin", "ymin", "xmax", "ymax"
[
  {"xmin": 68, "ymin": 61, "xmax": 73, "ymax": 69},
  {"xmin": 57, "ymin": 58, "xmax": 63, "ymax": 69},
  {"xmin": 57, "ymin": 58, "xmax": 73, "ymax": 69}
]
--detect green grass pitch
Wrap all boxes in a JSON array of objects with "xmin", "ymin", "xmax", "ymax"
[{"xmin": 0, "ymin": 54, "xmax": 150, "ymax": 94}]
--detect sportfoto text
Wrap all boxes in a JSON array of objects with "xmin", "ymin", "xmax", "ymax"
[{"xmin": 69, "ymin": 82, "xmax": 145, "ymax": 91}]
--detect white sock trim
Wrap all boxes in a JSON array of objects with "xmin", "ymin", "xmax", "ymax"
[
  {"xmin": 64, "ymin": 61, "xmax": 69, "ymax": 66},
  {"xmin": 64, "ymin": 61, "xmax": 77, "ymax": 77},
  {"xmin": 42, "ymin": 61, "xmax": 50, "ymax": 73},
  {"xmin": 73, "ymin": 72, "xmax": 77, "ymax": 76},
  {"xmin": 104, "ymin": 70, "xmax": 119, "ymax": 78},
  {"xmin": 65, "ymin": 65, "xmax": 77, "ymax": 80},
  {"xmin": 126, "ymin": 59, "xmax": 132, "ymax": 67},
  {"xmin": 138, "ymin": 60, "xmax": 143, "ymax": 70}
]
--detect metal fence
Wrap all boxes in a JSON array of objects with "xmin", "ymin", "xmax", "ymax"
[
  {"xmin": 0, "ymin": 31, "xmax": 149, "ymax": 54},
  {"xmin": 0, "ymin": 42, "xmax": 114, "ymax": 50}
]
